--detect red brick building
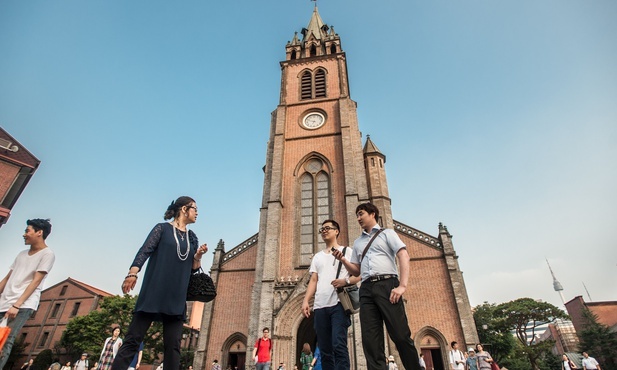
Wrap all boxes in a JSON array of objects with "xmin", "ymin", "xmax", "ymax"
[
  {"xmin": 0, "ymin": 127, "xmax": 40, "ymax": 227},
  {"xmin": 194, "ymin": 8, "xmax": 478, "ymax": 370},
  {"xmin": 565, "ymin": 296, "xmax": 617, "ymax": 335},
  {"xmin": 12, "ymin": 278, "xmax": 113, "ymax": 369}
]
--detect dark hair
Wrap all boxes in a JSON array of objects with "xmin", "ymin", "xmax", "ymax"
[
  {"xmin": 111, "ymin": 326, "xmax": 122, "ymax": 336},
  {"xmin": 262, "ymin": 327, "xmax": 269, "ymax": 332},
  {"xmin": 27, "ymin": 219, "xmax": 52, "ymax": 239},
  {"xmin": 164, "ymin": 196, "xmax": 196, "ymax": 220},
  {"xmin": 321, "ymin": 219, "xmax": 340, "ymax": 237},
  {"xmin": 451, "ymin": 341, "xmax": 457, "ymax": 347},
  {"xmin": 355, "ymin": 203, "xmax": 379, "ymax": 222},
  {"xmin": 302, "ymin": 342, "xmax": 311, "ymax": 355}
]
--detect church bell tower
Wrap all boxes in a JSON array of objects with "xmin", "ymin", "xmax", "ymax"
[{"xmin": 247, "ymin": 6, "xmax": 372, "ymax": 368}]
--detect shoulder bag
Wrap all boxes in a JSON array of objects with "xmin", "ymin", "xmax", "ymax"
[
  {"xmin": 186, "ymin": 267, "xmax": 217, "ymax": 302},
  {"xmin": 335, "ymin": 228, "xmax": 384, "ymax": 314}
]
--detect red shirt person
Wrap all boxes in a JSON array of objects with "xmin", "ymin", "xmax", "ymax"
[{"xmin": 252, "ymin": 327, "xmax": 272, "ymax": 370}]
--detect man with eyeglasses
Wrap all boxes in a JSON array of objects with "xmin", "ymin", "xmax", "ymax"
[
  {"xmin": 302, "ymin": 220, "xmax": 360, "ymax": 370},
  {"xmin": 253, "ymin": 327, "xmax": 272, "ymax": 370},
  {"xmin": 333, "ymin": 203, "xmax": 421, "ymax": 370}
]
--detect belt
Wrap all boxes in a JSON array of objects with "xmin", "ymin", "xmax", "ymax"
[{"xmin": 367, "ymin": 274, "xmax": 397, "ymax": 282}]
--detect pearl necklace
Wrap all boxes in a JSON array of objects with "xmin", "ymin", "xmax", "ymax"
[{"xmin": 171, "ymin": 222, "xmax": 190, "ymax": 261}]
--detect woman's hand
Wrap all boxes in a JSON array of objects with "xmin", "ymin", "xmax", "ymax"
[
  {"xmin": 194, "ymin": 244, "xmax": 208, "ymax": 260},
  {"xmin": 122, "ymin": 275, "xmax": 137, "ymax": 294}
]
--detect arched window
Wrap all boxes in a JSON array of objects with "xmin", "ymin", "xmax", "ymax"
[
  {"xmin": 314, "ymin": 69, "xmax": 326, "ymax": 98},
  {"xmin": 301, "ymin": 71, "xmax": 312, "ymax": 100},
  {"xmin": 330, "ymin": 44, "xmax": 337, "ymax": 54},
  {"xmin": 299, "ymin": 69, "xmax": 327, "ymax": 100},
  {"xmin": 310, "ymin": 44, "xmax": 317, "ymax": 57},
  {"xmin": 291, "ymin": 50, "xmax": 297, "ymax": 60},
  {"xmin": 299, "ymin": 158, "xmax": 331, "ymax": 266}
]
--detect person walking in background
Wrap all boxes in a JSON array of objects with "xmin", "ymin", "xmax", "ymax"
[
  {"xmin": 97, "ymin": 327, "xmax": 123, "ymax": 370},
  {"xmin": 418, "ymin": 354, "xmax": 426, "ymax": 370},
  {"xmin": 0, "ymin": 219, "xmax": 55, "ymax": 369},
  {"xmin": 466, "ymin": 348, "xmax": 478, "ymax": 370},
  {"xmin": 127, "ymin": 342, "xmax": 144, "ymax": 370},
  {"xmin": 333, "ymin": 203, "xmax": 421, "ymax": 370},
  {"xmin": 211, "ymin": 359, "xmax": 221, "ymax": 370},
  {"xmin": 311, "ymin": 346, "xmax": 322, "ymax": 370},
  {"xmin": 448, "ymin": 341, "xmax": 465, "ymax": 370},
  {"xmin": 581, "ymin": 352, "xmax": 601, "ymax": 370},
  {"xmin": 562, "ymin": 354, "xmax": 577, "ymax": 370},
  {"xmin": 300, "ymin": 343, "xmax": 313, "ymax": 370},
  {"xmin": 253, "ymin": 327, "xmax": 273, "ymax": 370},
  {"xmin": 21, "ymin": 359, "xmax": 34, "ymax": 370},
  {"xmin": 302, "ymin": 219, "xmax": 359, "ymax": 370},
  {"xmin": 110, "ymin": 196, "xmax": 209, "ymax": 370},
  {"xmin": 74, "ymin": 353, "xmax": 89, "ymax": 370},
  {"xmin": 475, "ymin": 344, "xmax": 493, "ymax": 370},
  {"xmin": 62, "ymin": 362, "xmax": 73, "ymax": 370},
  {"xmin": 388, "ymin": 355, "xmax": 398, "ymax": 370}
]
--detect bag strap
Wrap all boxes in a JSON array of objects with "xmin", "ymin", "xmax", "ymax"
[
  {"xmin": 335, "ymin": 247, "xmax": 348, "ymax": 279},
  {"xmin": 360, "ymin": 228, "xmax": 384, "ymax": 262}
]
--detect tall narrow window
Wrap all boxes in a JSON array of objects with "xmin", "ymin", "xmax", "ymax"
[
  {"xmin": 38, "ymin": 332, "xmax": 49, "ymax": 347},
  {"xmin": 50, "ymin": 303, "xmax": 61, "ymax": 318},
  {"xmin": 310, "ymin": 45, "xmax": 317, "ymax": 57},
  {"xmin": 71, "ymin": 302, "xmax": 81, "ymax": 317},
  {"xmin": 330, "ymin": 44, "xmax": 337, "ymax": 54},
  {"xmin": 291, "ymin": 50, "xmax": 297, "ymax": 60},
  {"xmin": 314, "ymin": 69, "xmax": 326, "ymax": 98},
  {"xmin": 301, "ymin": 71, "xmax": 312, "ymax": 100},
  {"xmin": 60, "ymin": 285, "xmax": 68, "ymax": 296},
  {"xmin": 298, "ymin": 159, "xmax": 331, "ymax": 266}
]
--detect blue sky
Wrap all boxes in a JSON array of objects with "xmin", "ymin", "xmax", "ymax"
[{"xmin": 1, "ymin": 0, "xmax": 615, "ymax": 310}]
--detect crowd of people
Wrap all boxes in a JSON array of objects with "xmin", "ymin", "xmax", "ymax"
[{"xmin": 0, "ymin": 200, "xmax": 606, "ymax": 370}]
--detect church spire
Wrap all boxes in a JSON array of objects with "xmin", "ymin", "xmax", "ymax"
[{"xmin": 302, "ymin": 6, "xmax": 329, "ymax": 41}]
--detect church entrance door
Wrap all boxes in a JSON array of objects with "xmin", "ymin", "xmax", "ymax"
[{"xmin": 295, "ymin": 316, "xmax": 316, "ymax": 369}]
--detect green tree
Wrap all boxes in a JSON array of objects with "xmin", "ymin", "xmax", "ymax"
[
  {"xmin": 494, "ymin": 298, "xmax": 568, "ymax": 370},
  {"xmin": 473, "ymin": 302, "xmax": 516, "ymax": 364},
  {"xmin": 60, "ymin": 295, "xmax": 164, "ymax": 364},
  {"xmin": 578, "ymin": 307, "xmax": 617, "ymax": 369}
]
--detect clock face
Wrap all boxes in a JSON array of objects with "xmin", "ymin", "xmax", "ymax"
[{"xmin": 303, "ymin": 112, "xmax": 325, "ymax": 129}]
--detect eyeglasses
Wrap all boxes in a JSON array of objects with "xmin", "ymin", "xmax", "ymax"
[
  {"xmin": 187, "ymin": 206, "xmax": 198, "ymax": 212},
  {"xmin": 319, "ymin": 226, "xmax": 338, "ymax": 233}
]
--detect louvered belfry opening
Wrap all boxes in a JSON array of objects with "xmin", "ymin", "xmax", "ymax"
[
  {"xmin": 301, "ymin": 71, "xmax": 312, "ymax": 100},
  {"xmin": 314, "ymin": 69, "xmax": 326, "ymax": 98}
]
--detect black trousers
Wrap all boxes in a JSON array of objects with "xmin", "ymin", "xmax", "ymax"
[
  {"xmin": 111, "ymin": 312, "xmax": 184, "ymax": 370},
  {"xmin": 359, "ymin": 278, "xmax": 421, "ymax": 370}
]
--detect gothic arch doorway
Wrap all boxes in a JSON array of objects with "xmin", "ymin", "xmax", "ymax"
[
  {"xmin": 295, "ymin": 316, "xmax": 316, "ymax": 369},
  {"xmin": 415, "ymin": 327, "xmax": 448, "ymax": 370},
  {"xmin": 222, "ymin": 332, "xmax": 247, "ymax": 370}
]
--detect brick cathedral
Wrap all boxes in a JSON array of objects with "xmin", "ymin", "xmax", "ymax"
[{"xmin": 193, "ymin": 8, "xmax": 478, "ymax": 370}]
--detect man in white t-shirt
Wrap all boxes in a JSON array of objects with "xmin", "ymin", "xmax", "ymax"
[
  {"xmin": 0, "ymin": 219, "xmax": 56, "ymax": 369},
  {"xmin": 302, "ymin": 219, "xmax": 360, "ymax": 370},
  {"xmin": 74, "ymin": 353, "xmax": 89, "ymax": 370},
  {"xmin": 448, "ymin": 341, "xmax": 466, "ymax": 370}
]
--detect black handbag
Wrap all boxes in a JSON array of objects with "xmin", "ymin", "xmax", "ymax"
[{"xmin": 186, "ymin": 267, "xmax": 217, "ymax": 302}]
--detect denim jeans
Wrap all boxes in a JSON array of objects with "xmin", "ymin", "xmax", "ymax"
[
  {"xmin": 0, "ymin": 308, "xmax": 35, "ymax": 369},
  {"xmin": 256, "ymin": 362, "xmax": 271, "ymax": 370},
  {"xmin": 313, "ymin": 303, "xmax": 351, "ymax": 370}
]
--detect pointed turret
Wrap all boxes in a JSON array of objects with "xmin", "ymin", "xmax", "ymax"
[
  {"xmin": 363, "ymin": 135, "xmax": 392, "ymax": 227},
  {"xmin": 284, "ymin": 7, "xmax": 342, "ymax": 61},
  {"xmin": 302, "ymin": 6, "xmax": 329, "ymax": 41}
]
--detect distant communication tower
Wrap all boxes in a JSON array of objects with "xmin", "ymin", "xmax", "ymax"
[{"xmin": 546, "ymin": 258, "xmax": 566, "ymax": 305}]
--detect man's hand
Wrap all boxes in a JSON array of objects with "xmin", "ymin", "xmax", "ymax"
[
  {"xmin": 389, "ymin": 285, "xmax": 406, "ymax": 304},
  {"xmin": 6, "ymin": 305, "xmax": 19, "ymax": 319},
  {"xmin": 331, "ymin": 278, "xmax": 346, "ymax": 289},
  {"xmin": 301, "ymin": 300, "xmax": 311, "ymax": 318}
]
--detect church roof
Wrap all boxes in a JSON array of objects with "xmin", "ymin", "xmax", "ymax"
[
  {"xmin": 302, "ymin": 6, "xmax": 328, "ymax": 41},
  {"xmin": 363, "ymin": 135, "xmax": 382, "ymax": 155}
]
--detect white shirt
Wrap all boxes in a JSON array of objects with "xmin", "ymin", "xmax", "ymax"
[
  {"xmin": 0, "ymin": 248, "xmax": 55, "ymax": 311},
  {"xmin": 74, "ymin": 359, "xmax": 88, "ymax": 370},
  {"xmin": 449, "ymin": 349, "xmax": 466, "ymax": 370},
  {"xmin": 309, "ymin": 246, "xmax": 353, "ymax": 309},
  {"xmin": 419, "ymin": 357, "xmax": 426, "ymax": 369},
  {"xmin": 582, "ymin": 356, "xmax": 599, "ymax": 369}
]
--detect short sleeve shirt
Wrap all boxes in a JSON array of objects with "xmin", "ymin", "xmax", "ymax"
[
  {"xmin": 309, "ymin": 247, "xmax": 353, "ymax": 309},
  {"xmin": 350, "ymin": 226, "xmax": 405, "ymax": 281},
  {"xmin": 0, "ymin": 248, "xmax": 55, "ymax": 311},
  {"xmin": 254, "ymin": 338, "xmax": 272, "ymax": 363}
]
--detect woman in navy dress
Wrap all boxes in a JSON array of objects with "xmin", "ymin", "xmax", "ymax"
[{"xmin": 111, "ymin": 196, "xmax": 208, "ymax": 370}]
